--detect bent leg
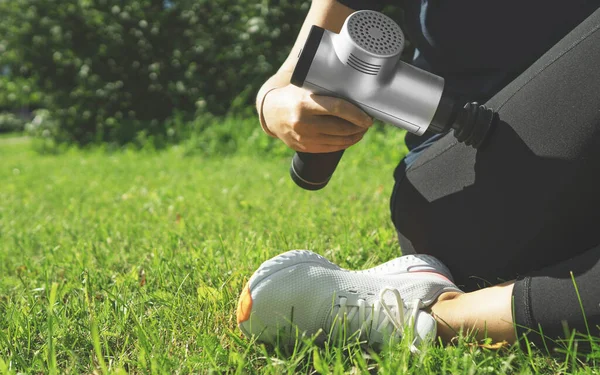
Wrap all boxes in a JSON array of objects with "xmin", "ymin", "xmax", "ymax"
[{"xmin": 391, "ymin": 7, "xmax": 600, "ymax": 291}]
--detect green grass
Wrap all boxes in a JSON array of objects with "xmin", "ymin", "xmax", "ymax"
[{"xmin": 0, "ymin": 130, "xmax": 598, "ymax": 374}]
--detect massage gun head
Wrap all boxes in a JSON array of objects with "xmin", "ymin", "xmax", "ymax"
[
  {"xmin": 291, "ymin": 10, "xmax": 407, "ymax": 89},
  {"xmin": 334, "ymin": 10, "xmax": 405, "ymax": 76}
]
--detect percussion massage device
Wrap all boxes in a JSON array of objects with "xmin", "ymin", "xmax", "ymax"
[{"xmin": 289, "ymin": 10, "xmax": 498, "ymax": 190}]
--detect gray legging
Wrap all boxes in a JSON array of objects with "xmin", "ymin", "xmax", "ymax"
[{"xmin": 391, "ymin": 8, "xmax": 600, "ymax": 348}]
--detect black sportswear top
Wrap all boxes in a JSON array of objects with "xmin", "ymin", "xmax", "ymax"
[{"xmin": 338, "ymin": 0, "xmax": 600, "ymax": 101}]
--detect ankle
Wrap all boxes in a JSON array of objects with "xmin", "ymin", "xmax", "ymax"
[
  {"xmin": 435, "ymin": 291, "xmax": 463, "ymax": 303},
  {"xmin": 423, "ymin": 291, "xmax": 462, "ymax": 315},
  {"xmin": 427, "ymin": 291, "xmax": 465, "ymax": 343}
]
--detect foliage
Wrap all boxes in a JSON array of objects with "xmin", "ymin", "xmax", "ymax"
[
  {"xmin": 23, "ymin": 109, "xmax": 59, "ymax": 138},
  {"xmin": 0, "ymin": 76, "xmax": 42, "ymax": 112},
  {"xmin": 0, "ymin": 113, "xmax": 27, "ymax": 133},
  {"xmin": 174, "ymin": 117, "xmax": 409, "ymax": 167},
  {"xmin": 2, "ymin": 135, "xmax": 599, "ymax": 373},
  {"xmin": 26, "ymin": 109, "xmax": 409, "ymax": 163},
  {"xmin": 0, "ymin": 0, "xmax": 317, "ymax": 145}
]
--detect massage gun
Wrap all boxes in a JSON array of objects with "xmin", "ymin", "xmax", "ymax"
[{"xmin": 289, "ymin": 10, "xmax": 498, "ymax": 190}]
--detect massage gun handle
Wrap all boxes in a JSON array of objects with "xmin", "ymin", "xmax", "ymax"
[{"xmin": 290, "ymin": 150, "xmax": 345, "ymax": 191}]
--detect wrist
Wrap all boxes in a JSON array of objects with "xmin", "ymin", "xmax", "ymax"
[{"xmin": 257, "ymin": 86, "xmax": 281, "ymax": 138}]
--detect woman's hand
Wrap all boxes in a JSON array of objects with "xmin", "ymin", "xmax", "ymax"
[
  {"xmin": 256, "ymin": 0, "xmax": 367, "ymax": 153},
  {"xmin": 262, "ymin": 84, "xmax": 373, "ymax": 153}
]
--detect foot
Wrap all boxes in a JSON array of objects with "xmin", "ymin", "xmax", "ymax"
[{"xmin": 237, "ymin": 250, "xmax": 462, "ymax": 350}]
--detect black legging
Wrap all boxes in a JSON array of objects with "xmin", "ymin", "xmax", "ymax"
[{"xmin": 391, "ymin": 8, "xmax": 600, "ymax": 348}]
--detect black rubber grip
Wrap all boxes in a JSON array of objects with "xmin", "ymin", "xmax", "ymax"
[
  {"xmin": 290, "ymin": 150, "xmax": 345, "ymax": 191},
  {"xmin": 291, "ymin": 25, "xmax": 325, "ymax": 87}
]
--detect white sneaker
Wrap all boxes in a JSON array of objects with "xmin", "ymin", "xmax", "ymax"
[{"xmin": 237, "ymin": 250, "xmax": 462, "ymax": 350}]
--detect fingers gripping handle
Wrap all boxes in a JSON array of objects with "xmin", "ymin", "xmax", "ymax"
[{"xmin": 290, "ymin": 150, "xmax": 345, "ymax": 191}]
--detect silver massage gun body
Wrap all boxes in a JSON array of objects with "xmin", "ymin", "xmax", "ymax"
[{"xmin": 289, "ymin": 10, "xmax": 497, "ymax": 190}]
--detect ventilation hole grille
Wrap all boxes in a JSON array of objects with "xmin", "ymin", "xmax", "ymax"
[
  {"xmin": 347, "ymin": 10, "xmax": 403, "ymax": 56},
  {"xmin": 346, "ymin": 53, "xmax": 381, "ymax": 75}
]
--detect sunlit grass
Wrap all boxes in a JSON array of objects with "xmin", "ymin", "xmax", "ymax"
[{"xmin": 0, "ymin": 131, "xmax": 598, "ymax": 374}]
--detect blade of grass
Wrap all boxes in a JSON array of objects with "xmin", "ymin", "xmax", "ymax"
[{"xmin": 47, "ymin": 282, "xmax": 58, "ymax": 375}]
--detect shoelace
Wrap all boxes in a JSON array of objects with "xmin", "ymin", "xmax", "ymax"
[{"xmin": 331, "ymin": 287, "xmax": 424, "ymax": 353}]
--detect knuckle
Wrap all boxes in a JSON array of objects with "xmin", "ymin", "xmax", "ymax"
[
  {"xmin": 299, "ymin": 92, "xmax": 312, "ymax": 107},
  {"xmin": 297, "ymin": 143, "xmax": 309, "ymax": 152},
  {"xmin": 287, "ymin": 131, "xmax": 301, "ymax": 142},
  {"xmin": 288, "ymin": 114, "xmax": 303, "ymax": 129},
  {"xmin": 346, "ymin": 134, "xmax": 361, "ymax": 145},
  {"xmin": 291, "ymin": 141, "xmax": 305, "ymax": 152}
]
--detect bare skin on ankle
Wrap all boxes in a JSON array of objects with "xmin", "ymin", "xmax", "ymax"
[{"xmin": 429, "ymin": 281, "xmax": 517, "ymax": 344}]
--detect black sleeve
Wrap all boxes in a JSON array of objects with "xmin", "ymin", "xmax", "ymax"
[
  {"xmin": 336, "ymin": 0, "xmax": 389, "ymax": 11},
  {"xmin": 512, "ymin": 243, "xmax": 600, "ymax": 351}
]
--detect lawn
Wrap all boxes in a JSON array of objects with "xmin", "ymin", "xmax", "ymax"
[{"xmin": 0, "ymin": 132, "xmax": 598, "ymax": 374}]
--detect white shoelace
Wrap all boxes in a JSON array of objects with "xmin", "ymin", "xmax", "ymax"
[{"xmin": 331, "ymin": 287, "xmax": 424, "ymax": 353}]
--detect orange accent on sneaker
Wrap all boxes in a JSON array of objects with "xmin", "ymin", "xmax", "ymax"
[{"xmin": 237, "ymin": 284, "xmax": 253, "ymax": 324}]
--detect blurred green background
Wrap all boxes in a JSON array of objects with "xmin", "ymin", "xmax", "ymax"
[
  {"xmin": 0, "ymin": 0, "xmax": 303, "ymax": 146},
  {"xmin": 0, "ymin": 0, "xmax": 407, "ymax": 149}
]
